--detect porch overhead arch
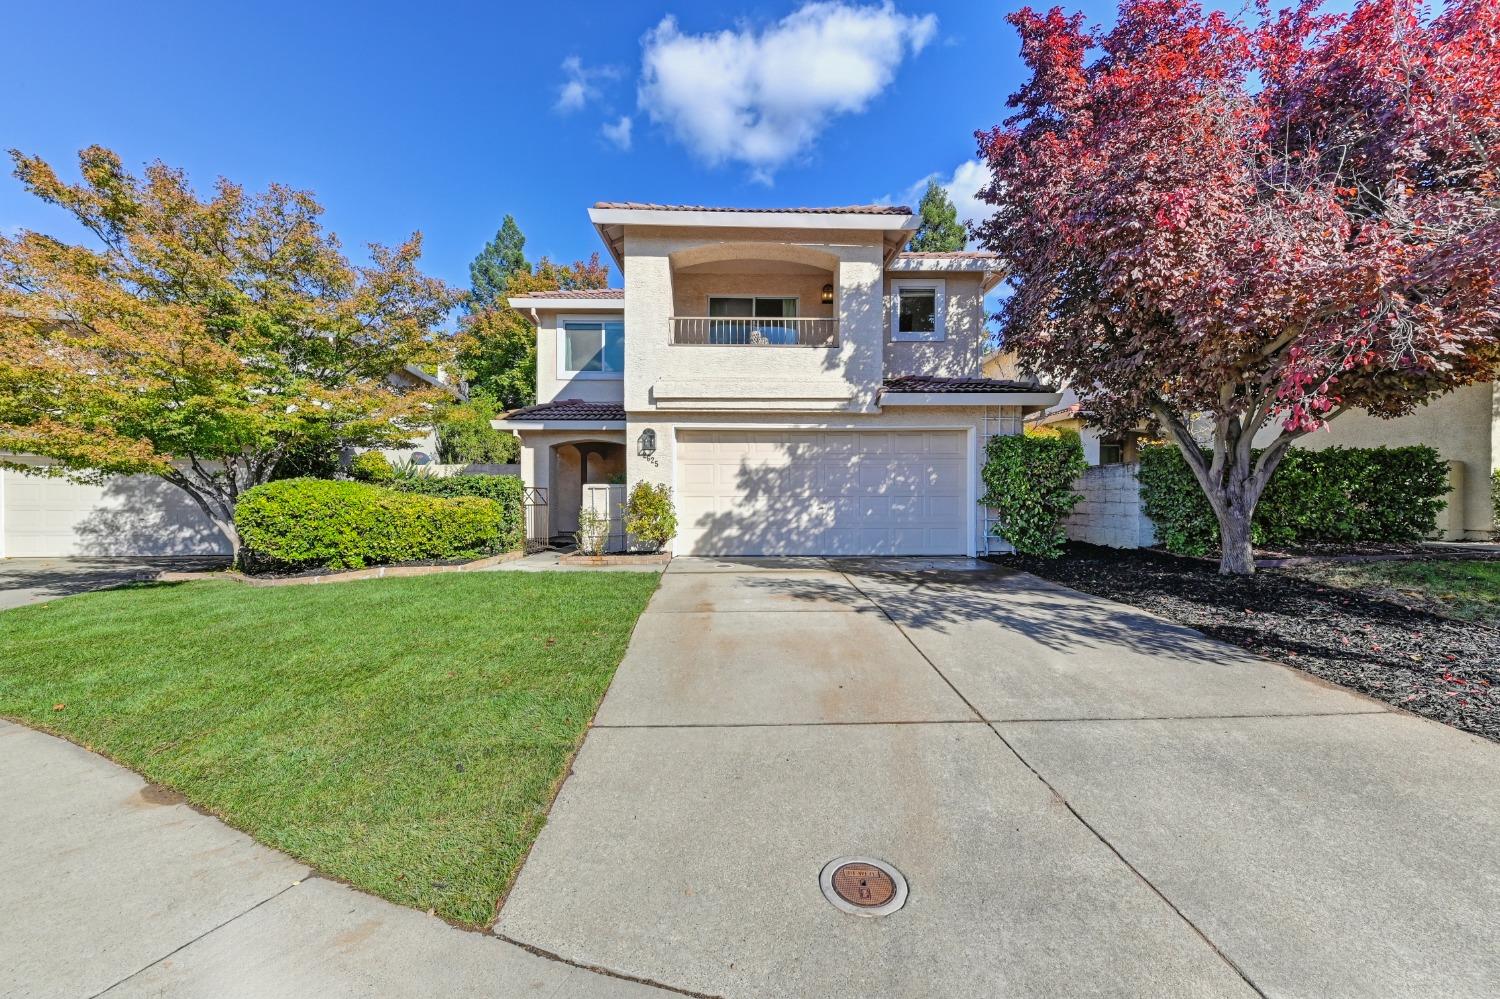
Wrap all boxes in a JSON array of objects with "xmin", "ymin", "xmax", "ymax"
[{"xmin": 667, "ymin": 241, "xmax": 841, "ymax": 273}]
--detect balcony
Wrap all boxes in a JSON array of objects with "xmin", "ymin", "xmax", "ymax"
[{"xmin": 670, "ymin": 316, "xmax": 839, "ymax": 348}]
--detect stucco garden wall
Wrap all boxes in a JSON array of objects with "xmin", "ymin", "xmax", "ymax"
[{"xmin": 1064, "ymin": 464, "xmax": 1157, "ymax": 549}]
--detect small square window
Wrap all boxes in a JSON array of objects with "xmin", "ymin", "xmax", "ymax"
[
  {"xmin": 891, "ymin": 281, "xmax": 945, "ymax": 341},
  {"xmin": 1099, "ymin": 440, "xmax": 1125, "ymax": 465}
]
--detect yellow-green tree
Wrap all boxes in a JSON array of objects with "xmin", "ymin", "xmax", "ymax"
[
  {"xmin": 458, "ymin": 254, "xmax": 610, "ymax": 408},
  {"xmin": 0, "ymin": 147, "xmax": 458, "ymax": 552}
]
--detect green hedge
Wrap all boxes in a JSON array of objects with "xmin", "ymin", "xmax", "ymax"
[
  {"xmin": 235, "ymin": 478, "xmax": 514, "ymax": 572},
  {"xmin": 349, "ymin": 451, "xmax": 395, "ymax": 483},
  {"xmin": 396, "ymin": 474, "xmax": 524, "ymax": 552},
  {"xmin": 981, "ymin": 431, "xmax": 1088, "ymax": 557},
  {"xmin": 1138, "ymin": 444, "xmax": 1449, "ymax": 556}
]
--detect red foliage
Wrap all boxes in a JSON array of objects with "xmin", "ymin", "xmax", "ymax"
[
  {"xmin": 978, "ymin": 0, "xmax": 1498, "ymax": 428},
  {"xmin": 975, "ymin": 0, "xmax": 1500, "ymax": 572}
]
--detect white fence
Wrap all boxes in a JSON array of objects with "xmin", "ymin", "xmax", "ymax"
[
  {"xmin": 581, "ymin": 483, "xmax": 627, "ymax": 553},
  {"xmin": 1065, "ymin": 464, "xmax": 1157, "ymax": 549}
]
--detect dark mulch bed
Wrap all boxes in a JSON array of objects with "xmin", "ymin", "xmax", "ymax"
[
  {"xmin": 992, "ymin": 544, "xmax": 1500, "ymax": 743},
  {"xmin": 239, "ymin": 555, "xmax": 481, "ymax": 580}
]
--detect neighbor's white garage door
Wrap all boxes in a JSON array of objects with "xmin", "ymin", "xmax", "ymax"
[
  {"xmin": 0, "ymin": 466, "xmax": 230, "ymax": 558},
  {"xmin": 675, "ymin": 429, "xmax": 970, "ymax": 556}
]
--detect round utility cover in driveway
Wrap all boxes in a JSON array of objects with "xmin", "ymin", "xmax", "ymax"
[{"xmin": 820, "ymin": 857, "xmax": 908, "ymax": 917}]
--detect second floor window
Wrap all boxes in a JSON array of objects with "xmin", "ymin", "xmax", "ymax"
[
  {"xmin": 560, "ymin": 318, "xmax": 624, "ymax": 377},
  {"xmin": 891, "ymin": 280, "xmax": 946, "ymax": 342},
  {"xmin": 708, "ymin": 296, "xmax": 798, "ymax": 318}
]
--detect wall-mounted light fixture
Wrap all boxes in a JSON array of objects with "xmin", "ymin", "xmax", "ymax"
[
  {"xmin": 821, "ymin": 283, "xmax": 834, "ymax": 305},
  {"xmin": 637, "ymin": 428, "xmax": 657, "ymax": 457}
]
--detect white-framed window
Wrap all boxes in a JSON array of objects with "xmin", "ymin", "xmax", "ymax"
[
  {"xmin": 557, "ymin": 315, "xmax": 625, "ymax": 378},
  {"xmin": 890, "ymin": 279, "xmax": 946, "ymax": 342},
  {"xmin": 707, "ymin": 296, "xmax": 798, "ymax": 318}
]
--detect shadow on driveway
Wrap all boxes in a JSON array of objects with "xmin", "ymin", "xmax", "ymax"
[{"xmin": 0, "ymin": 557, "xmax": 228, "ymax": 611}]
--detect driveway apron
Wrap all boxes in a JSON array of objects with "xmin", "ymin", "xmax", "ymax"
[{"xmin": 496, "ymin": 557, "xmax": 1500, "ymax": 999}]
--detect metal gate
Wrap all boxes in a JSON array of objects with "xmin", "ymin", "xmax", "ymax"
[{"xmin": 522, "ymin": 486, "xmax": 549, "ymax": 553}]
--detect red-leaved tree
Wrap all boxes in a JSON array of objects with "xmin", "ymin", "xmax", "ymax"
[{"xmin": 975, "ymin": 0, "xmax": 1500, "ymax": 573}]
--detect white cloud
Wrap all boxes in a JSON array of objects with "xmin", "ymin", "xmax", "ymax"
[
  {"xmin": 902, "ymin": 158, "xmax": 991, "ymax": 229},
  {"xmin": 602, "ymin": 115, "xmax": 633, "ymax": 150},
  {"xmin": 638, "ymin": 3, "xmax": 937, "ymax": 181},
  {"xmin": 556, "ymin": 56, "xmax": 619, "ymax": 113}
]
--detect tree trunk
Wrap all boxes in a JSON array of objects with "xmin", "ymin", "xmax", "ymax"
[
  {"xmin": 1152, "ymin": 402, "xmax": 1302, "ymax": 577},
  {"xmin": 1213, "ymin": 495, "xmax": 1257, "ymax": 575}
]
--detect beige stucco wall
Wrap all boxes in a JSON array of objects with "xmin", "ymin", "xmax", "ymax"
[
  {"xmin": 1295, "ymin": 382, "xmax": 1497, "ymax": 539},
  {"xmin": 882, "ymin": 271, "xmax": 987, "ymax": 379},
  {"xmin": 670, "ymin": 271, "xmax": 835, "ymax": 319},
  {"xmin": 531, "ymin": 308, "xmax": 626, "ymax": 406},
  {"xmin": 621, "ymin": 226, "xmax": 889, "ymax": 413},
  {"xmin": 516, "ymin": 429, "xmax": 627, "ymax": 538},
  {"xmin": 620, "ymin": 406, "xmax": 1022, "ymax": 554}
]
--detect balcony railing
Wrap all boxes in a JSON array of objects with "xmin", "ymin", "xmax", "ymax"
[{"xmin": 670, "ymin": 316, "xmax": 839, "ymax": 348}]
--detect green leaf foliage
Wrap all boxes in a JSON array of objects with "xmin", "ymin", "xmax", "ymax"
[
  {"xmin": 349, "ymin": 450, "xmax": 395, "ymax": 483},
  {"xmin": 435, "ymin": 392, "xmax": 520, "ymax": 464},
  {"xmin": 1138, "ymin": 443, "xmax": 1450, "ymax": 556},
  {"xmin": 908, "ymin": 180, "xmax": 966, "ymax": 252},
  {"xmin": 467, "ymin": 215, "xmax": 529, "ymax": 312},
  {"xmin": 623, "ymin": 481, "xmax": 677, "ymax": 552},
  {"xmin": 235, "ymin": 478, "xmax": 516, "ymax": 572},
  {"xmin": 396, "ymin": 474, "xmax": 525, "ymax": 551},
  {"xmin": 981, "ymin": 431, "xmax": 1088, "ymax": 557}
]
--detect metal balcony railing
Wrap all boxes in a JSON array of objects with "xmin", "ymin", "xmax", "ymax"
[{"xmin": 670, "ymin": 317, "xmax": 839, "ymax": 348}]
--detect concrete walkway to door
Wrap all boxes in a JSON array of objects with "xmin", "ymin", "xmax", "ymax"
[{"xmin": 496, "ymin": 557, "xmax": 1500, "ymax": 999}]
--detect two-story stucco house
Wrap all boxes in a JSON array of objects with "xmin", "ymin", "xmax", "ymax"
[{"xmin": 500, "ymin": 203, "xmax": 1060, "ymax": 556}]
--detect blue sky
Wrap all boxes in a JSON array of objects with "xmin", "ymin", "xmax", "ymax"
[{"xmin": 0, "ymin": 0, "xmax": 1315, "ymax": 293}]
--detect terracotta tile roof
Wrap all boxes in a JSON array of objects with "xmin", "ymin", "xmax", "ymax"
[
  {"xmin": 503, "ymin": 398, "xmax": 626, "ymax": 422},
  {"xmin": 510, "ymin": 288, "xmax": 623, "ymax": 300},
  {"xmin": 883, "ymin": 375, "xmax": 1054, "ymax": 394},
  {"xmin": 593, "ymin": 202, "xmax": 913, "ymax": 215}
]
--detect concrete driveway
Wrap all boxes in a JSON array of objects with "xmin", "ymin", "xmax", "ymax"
[
  {"xmin": 497, "ymin": 557, "xmax": 1500, "ymax": 998},
  {"xmin": 0, "ymin": 556, "xmax": 228, "ymax": 611}
]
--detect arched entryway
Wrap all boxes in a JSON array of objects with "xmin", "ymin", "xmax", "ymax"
[{"xmin": 549, "ymin": 440, "xmax": 626, "ymax": 541}]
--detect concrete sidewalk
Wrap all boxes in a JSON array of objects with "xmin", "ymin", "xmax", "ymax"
[
  {"xmin": 496, "ymin": 557, "xmax": 1500, "ymax": 998},
  {"xmin": 0, "ymin": 721, "xmax": 674, "ymax": 999}
]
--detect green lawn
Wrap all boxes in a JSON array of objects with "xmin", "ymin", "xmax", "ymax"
[
  {"xmin": 0, "ymin": 571, "xmax": 659, "ymax": 926},
  {"xmin": 1288, "ymin": 558, "xmax": 1500, "ymax": 629}
]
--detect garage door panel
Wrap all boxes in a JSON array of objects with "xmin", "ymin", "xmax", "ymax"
[{"xmin": 676, "ymin": 429, "xmax": 969, "ymax": 556}]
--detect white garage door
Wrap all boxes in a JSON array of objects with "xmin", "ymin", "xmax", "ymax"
[
  {"xmin": 1, "ymin": 466, "xmax": 230, "ymax": 558},
  {"xmin": 675, "ymin": 429, "xmax": 970, "ymax": 556}
]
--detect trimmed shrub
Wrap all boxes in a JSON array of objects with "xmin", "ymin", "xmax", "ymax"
[
  {"xmin": 349, "ymin": 450, "xmax": 395, "ymax": 483},
  {"xmin": 235, "ymin": 478, "xmax": 511, "ymax": 572},
  {"xmin": 981, "ymin": 431, "xmax": 1088, "ymax": 557},
  {"xmin": 1137, "ymin": 444, "xmax": 1221, "ymax": 556},
  {"xmin": 396, "ymin": 474, "xmax": 525, "ymax": 552},
  {"xmin": 623, "ymin": 481, "xmax": 677, "ymax": 552},
  {"xmin": 1138, "ymin": 443, "xmax": 1449, "ymax": 555}
]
